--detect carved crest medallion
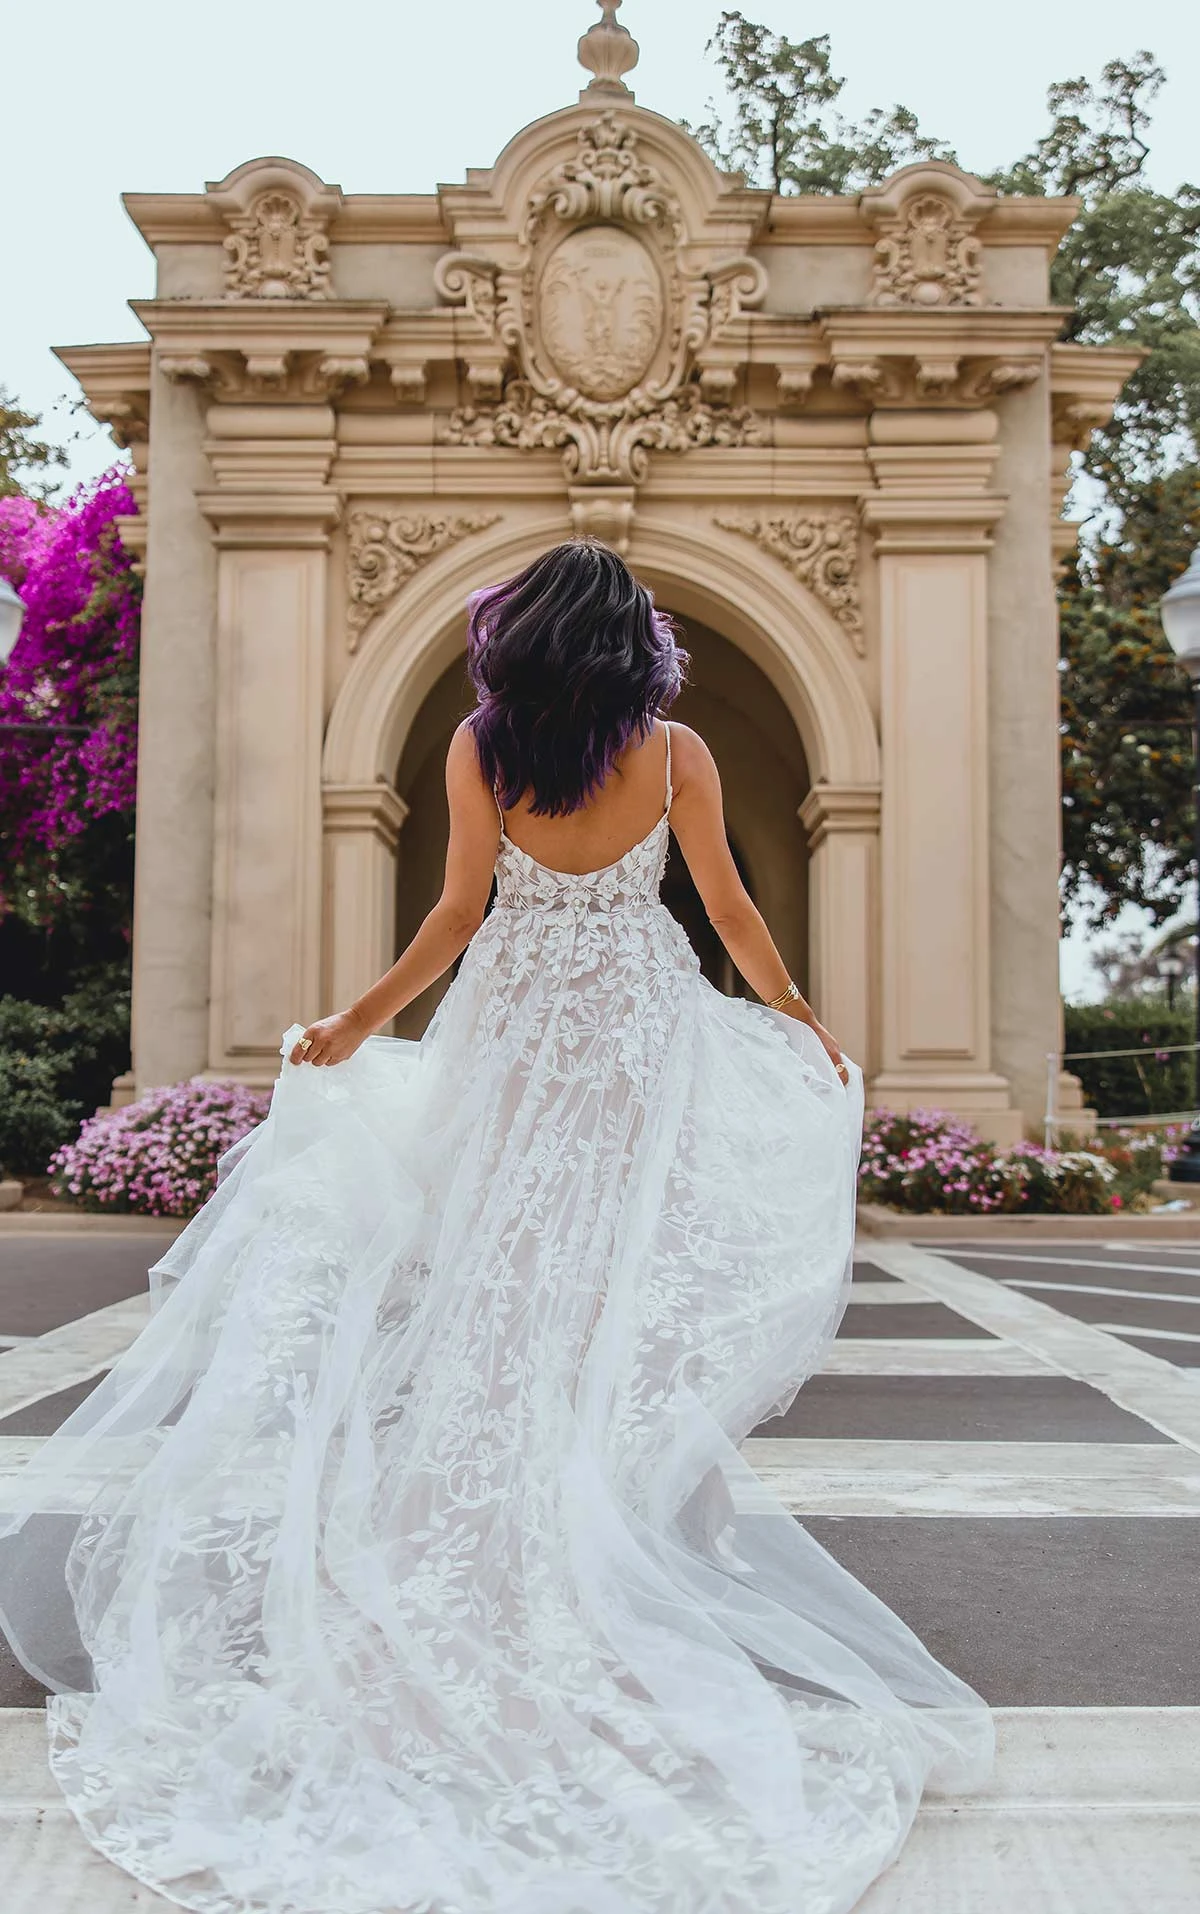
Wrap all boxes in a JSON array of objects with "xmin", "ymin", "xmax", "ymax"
[
  {"xmin": 435, "ymin": 112, "xmax": 767, "ymax": 484},
  {"xmin": 539, "ymin": 227, "xmax": 663, "ymax": 401}
]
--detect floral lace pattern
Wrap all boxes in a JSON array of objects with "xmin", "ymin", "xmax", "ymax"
[{"xmin": 0, "ymin": 786, "xmax": 993, "ymax": 1914}]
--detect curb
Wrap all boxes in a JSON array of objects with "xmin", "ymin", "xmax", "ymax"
[
  {"xmin": 856, "ymin": 1203, "xmax": 1200, "ymax": 1243},
  {"xmin": 0, "ymin": 1211, "xmax": 184, "ymax": 1238}
]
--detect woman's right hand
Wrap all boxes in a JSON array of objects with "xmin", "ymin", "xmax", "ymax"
[{"xmin": 290, "ymin": 1007, "xmax": 369, "ymax": 1067}]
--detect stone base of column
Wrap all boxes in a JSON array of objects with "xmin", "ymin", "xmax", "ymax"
[
  {"xmin": 867, "ymin": 1070, "xmax": 1024, "ymax": 1145},
  {"xmin": 106, "ymin": 1071, "xmax": 138, "ymax": 1111},
  {"xmin": 1051, "ymin": 1069, "xmax": 1098, "ymax": 1141}
]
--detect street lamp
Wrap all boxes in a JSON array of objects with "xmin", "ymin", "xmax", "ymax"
[
  {"xmin": 1160, "ymin": 949, "xmax": 1185, "ymax": 1013},
  {"xmin": 1160, "ymin": 545, "xmax": 1200, "ymax": 1182},
  {"xmin": 0, "ymin": 578, "xmax": 25, "ymax": 663}
]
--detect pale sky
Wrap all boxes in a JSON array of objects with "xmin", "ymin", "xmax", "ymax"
[{"xmin": 6, "ymin": 0, "xmax": 1196, "ymax": 1000}]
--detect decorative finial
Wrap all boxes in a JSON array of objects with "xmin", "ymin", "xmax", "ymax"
[{"xmin": 578, "ymin": 0, "xmax": 639, "ymax": 96}]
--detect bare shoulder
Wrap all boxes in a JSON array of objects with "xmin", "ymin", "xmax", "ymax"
[
  {"xmin": 447, "ymin": 717, "xmax": 482, "ymax": 775},
  {"xmin": 446, "ymin": 718, "xmax": 490, "ymax": 801},
  {"xmin": 664, "ymin": 721, "xmax": 718, "ymax": 792}
]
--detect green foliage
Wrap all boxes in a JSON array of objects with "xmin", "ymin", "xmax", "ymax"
[
  {"xmin": 0, "ymin": 964, "xmax": 131, "ymax": 1178},
  {"xmin": 1064, "ymin": 1000, "xmax": 1195, "ymax": 1117},
  {"xmin": 985, "ymin": 53, "xmax": 1200, "ymax": 483},
  {"xmin": 684, "ymin": 13, "xmax": 954, "ymax": 195},
  {"xmin": 0, "ymin": 388, "xmax": 66, "ymax": 501},
  {"xmin": 1060, "ymin": 468, "xmax": 1199, "ymax": 925}
]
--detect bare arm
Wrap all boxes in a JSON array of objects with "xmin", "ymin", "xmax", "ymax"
[
  {"xmin": 667, "ymin": 724, "xmax": 848, "ymax": 1079},
  {"xmin": 291, "ymin": 721, "xmax": 498, "ymax": 1065}
]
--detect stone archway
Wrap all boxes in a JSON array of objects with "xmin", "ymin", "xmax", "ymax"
[{"xmin": 322, "ymin": 515, "xmax": 881, "ymax": 1066}]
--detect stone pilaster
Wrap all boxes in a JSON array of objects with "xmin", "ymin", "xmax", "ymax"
[
  {"xmin": 322, "ymin": 780, "xmax": 409, "ymax": 1023},
  {"xmin": 198, "ymin": 404, "xmax": 341, "ymax": 1081},
  {"xmin": 861, "ymin": 410, "xmax": 1020, "ymax": 1140},
  {"xmin": 799, "ymin": 783, "xmax": 880, "ymax": 1074}
]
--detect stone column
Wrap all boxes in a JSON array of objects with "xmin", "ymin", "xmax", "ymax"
[
  {"xmin": 861, "ymin": 410, "xmax": 1020, "ymax": 1141},
  {"xmin": 198, "ymin": 405, "xmax": 340, "ymax": 1084},
  {"xmin": 129, "ymin": 363, "xmax": 219, "ymax": 1094},
  {"xmin": 322, "ymin": 780, "xmax": 409, "ymax": 1023},
  {"xmin": 799, "ymin": 783, "xmax": 880, "ymax": 1075}
]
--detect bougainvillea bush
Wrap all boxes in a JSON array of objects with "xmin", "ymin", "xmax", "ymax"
[
  {"xmin": 859, "ymin": 1109, "xmax": 1120, "ymax": 1215},
  {"xmin": 48, "ymin": 1080, "xmax": 272, "ymax": 1218},
  {"xmin": 0, "ymin": 469, "xmax": 139, "ymax": 934}
]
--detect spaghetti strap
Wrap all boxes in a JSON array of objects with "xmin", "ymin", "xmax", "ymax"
[
  {"xmin": 492, "ymin": 781, "xmax": 506, "ymax": 833},
  {"xmin": 663, "ymin": 721, "xmax": 673, "ymax": 814}
]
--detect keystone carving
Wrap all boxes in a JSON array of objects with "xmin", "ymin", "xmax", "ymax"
[
  {"xmin": 871, "ymin": 191, "xmax": 982, "ymax": 309},
  {"xmin": 713, "ymin": 510, "xmax": 864, "ymax": 654},
  {"xmin": 345, "ymin": 510, "xmax": 501, "ymax": 651},
  {"xmin": 435, "ymin": 113, "xmax": 767, "ymax": 484}
]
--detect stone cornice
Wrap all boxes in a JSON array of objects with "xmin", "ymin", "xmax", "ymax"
[
  {"xmin": 123, "ymin": 191, "xmax": 449, "ymax": 248},
  {"xmin": 759, "ymin": 187, "xmax": 1080, "ymax": 252},
  {"xmin": 52, "ymin": 342, "xmax": 151, "ymax": 447},
  {"xmin": 1050, "ymin": 340, "xmax": 1144, "ymax": 448}
]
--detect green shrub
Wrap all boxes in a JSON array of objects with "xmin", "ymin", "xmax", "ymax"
[
  {"xmin": 1063, "ymin": 1001, "xmax": 1195, "ymax": 1120},
  {"xmin": 0, "ymin": 965, "xmax": 130, "ymax": 1177}
]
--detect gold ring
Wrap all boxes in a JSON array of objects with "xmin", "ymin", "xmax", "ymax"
[{"xmin": 299, "ymin": 1037, "xmax": 312, "ymax": 1053}]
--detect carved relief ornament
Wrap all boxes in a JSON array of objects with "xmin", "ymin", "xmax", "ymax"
[
  {"xmin": 871, "ymin": 192, "xmax": 982, "ymax": 308},
  {"xmin": 345, "ymin": 510, "xmax": 501, "ymax": 651},
  {"xmin": 436, "ymin": 113, "xmax": 767, "ymax": 484},
  {"xmin": 713, "ymin": 510, "xmax": 864, "ymax": 654},
  {"xmin": 206, "ymin": 160, "xmax": 343, "ymax": 302}
]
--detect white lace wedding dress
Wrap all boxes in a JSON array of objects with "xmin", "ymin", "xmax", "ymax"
[{"xmin": 0, "ymin": 737, "xmax": 992, "ymax": 1913}]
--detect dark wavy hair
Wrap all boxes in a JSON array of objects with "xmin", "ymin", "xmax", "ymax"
[{"xmin": 465, "ymin": 541, "xmax": 689, "ymax": 817}]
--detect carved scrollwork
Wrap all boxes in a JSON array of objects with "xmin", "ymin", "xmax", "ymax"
[
  {"xmin": 223, "ymin": 189, "xmax": 333, "ymax": 301},
  {"xmin": 871, "ymin": 192, "xmax": 982, "ymax": 309},
  {"xmin": 444, "ymin": 380, "xmax": 764, "ymax": 485},
  {"xmin": 345, "ymin": 510, "xmax": 501, "ymax": 651},
  {"xmin": 713, "ymin": 510, "xmax": 864, "ymax": 654},
  {"xmin": 436, "ymin": 113, "xmax": 766, "ymax": 484}
]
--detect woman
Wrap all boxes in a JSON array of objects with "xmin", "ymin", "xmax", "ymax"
[{"xmin": 0, "ymin": 541, "xmax": 991, "ymax": 1913}]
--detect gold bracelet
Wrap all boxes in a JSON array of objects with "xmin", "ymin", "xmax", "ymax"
[{"xmin": 766, "ymin": 981, "xmax": 801, "ymax": 1012}]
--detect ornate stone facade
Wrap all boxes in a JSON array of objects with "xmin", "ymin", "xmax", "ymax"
[{"xmin": 60, "ymin": 4, "xmax": 1140, "ymax": 1135}]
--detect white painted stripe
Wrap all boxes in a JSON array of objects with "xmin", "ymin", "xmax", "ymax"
[
  {"xmin": 739, "ymin": 1438, "xmax": 1200, "ymax": 1517},
  {"xmin": 820, "ymin": 1340, "xmax": 1050, "ymax": 1376},
  {"xmin": 941, "ymin": 1251, "xmax": 1200, "ymax": 1281},
  {"xmin": 0, "ymin": 1296, "xmax": 149, "ymax": 1422},
  {"xmin": 1099, "ymin": 1325, "xmax": 1200, "ymax": 1346},
  {"xmin": 845, "ymin": 1282, "xmax": 932, "ymax": 1304},
  {"xmin": 2, "ymin": 1708, "xmax": 1196, "ymax": 1913},
  {"xmin": 1003, "ymin": 1279, "xmax": 1200, "ymax": 1306},
  {"xmin": 865, "ymin": 1241, "xmax": 1200, "ymax": 1454}
]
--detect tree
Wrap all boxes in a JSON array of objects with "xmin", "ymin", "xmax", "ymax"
[
  {"xmin": 1059, "ymin": 469, "xmax": 1198, "ymax": 926},
  {"xmin": 0, "ymin": 389, "xmax": 66, "ymax": 501},
  {"xmin": 0, "ymin": 473, "xmax": 140, "ymax": 998},
  {"xmin": 693, "ymin": 23, "xmax": 1200, "ymax": 929},
  {"xmin": 684, "ymin": 13, "xmax": 955, "ymax": 195}
]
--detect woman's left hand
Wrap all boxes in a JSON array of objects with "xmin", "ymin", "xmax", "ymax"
[{"xmin": 289, "ymin": 1008, "xmax": 369, "ymax": 1067}]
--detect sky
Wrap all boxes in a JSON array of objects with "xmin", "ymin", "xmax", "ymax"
[{"xmin": 6, "ymin": 0, "xmax": 1197, "ymax": 999}]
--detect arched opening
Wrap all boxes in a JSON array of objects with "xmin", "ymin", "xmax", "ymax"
[{"xmin": 388, "ymin": 607, "xmax": 811, "ymax": 1038}]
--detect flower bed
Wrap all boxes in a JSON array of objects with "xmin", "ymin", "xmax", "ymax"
[
  {"xmin": 48, "ymin": 1079, "xmax": 271, "ymax": 1218},
  {"xmin": 859, "ymin": 1109, "xmax": 1121, "ymax": 1215}
]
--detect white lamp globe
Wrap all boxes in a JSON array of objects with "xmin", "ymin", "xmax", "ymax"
[
  {"xmin": 1161, "ymin": 546, "xmax": 1200, "ymax": 683},
  {"xmin": 0, "ymin": 577, "xmax": 26, "ymax": 664}
]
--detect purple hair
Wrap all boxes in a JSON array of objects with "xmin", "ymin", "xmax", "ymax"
[{"xmin": 465, "ymin": 541, "xmax": 689, "ymax": 816}]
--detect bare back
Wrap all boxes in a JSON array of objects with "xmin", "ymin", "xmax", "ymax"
[{"xmin": 497, "ymin": 722, "xmax": 672, "ymax": 877}]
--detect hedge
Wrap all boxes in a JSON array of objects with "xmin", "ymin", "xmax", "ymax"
[{"xmin": 1064, "ymin": 1001, "xmax": 1195, "ymax": 1120}]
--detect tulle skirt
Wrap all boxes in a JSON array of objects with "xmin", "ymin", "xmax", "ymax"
[{"xmin": 0, "ymin": 906, "xmax": 992, "ymax": 1913}]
